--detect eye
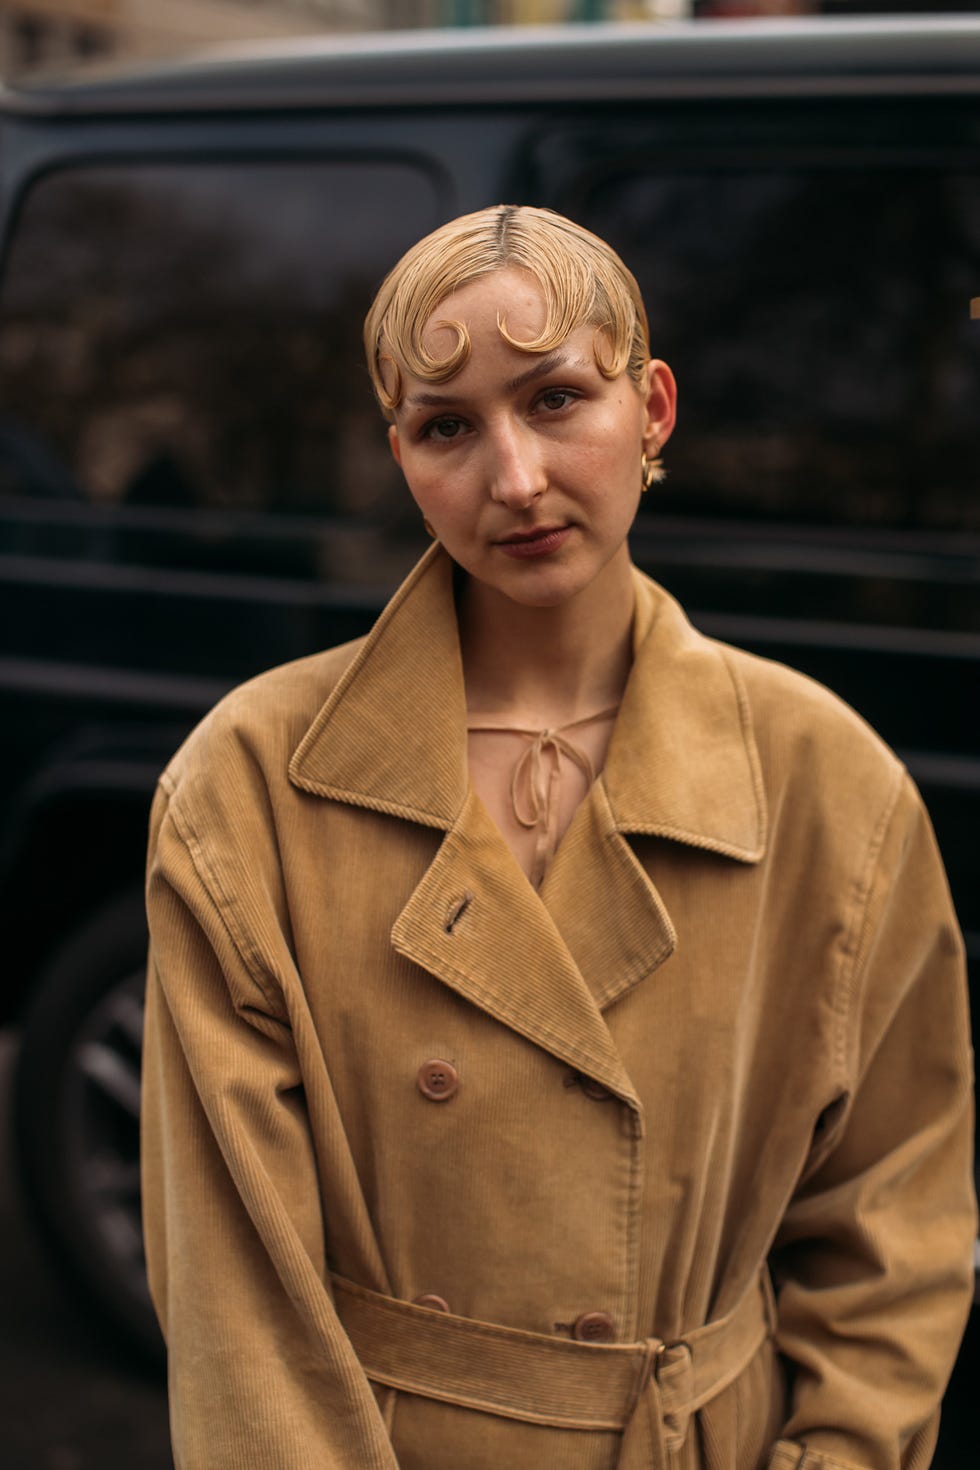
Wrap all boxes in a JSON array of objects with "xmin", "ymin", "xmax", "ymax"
[
  {"xmin": 423, "ymin": 415, "xmax": 467, "ymax": 442},
  {"xmin": 536, "ymin": 388, "xmax": 577, "ymax": 413}
]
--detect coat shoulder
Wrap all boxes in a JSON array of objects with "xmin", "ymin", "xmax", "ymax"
[
  {"xmin": 720, "ymin": 636, "xmax": 899, "ymax": 755},
  {"xmin": 147, "ymin": 641, "xmax": 371, "ymax": 981},
  {"xmin": 159, "ymin": 638, "xmax": 368, "ymax": 808},
  {"xmin": 634, "ymin": 572, "xmax": 904, "ymax": 812},
  {"xmin": 716, "ymin": 636, "xmax": 906, "ymax": 824}
]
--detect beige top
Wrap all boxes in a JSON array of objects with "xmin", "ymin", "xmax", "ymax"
[{"xmin": 466, "ymin": 706, "xmax": 619, "ymax": 888}]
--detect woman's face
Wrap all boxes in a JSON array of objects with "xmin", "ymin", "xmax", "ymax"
[{"xmin": 387, "ymin": 266, "xmax": 676, "ymax": 611}]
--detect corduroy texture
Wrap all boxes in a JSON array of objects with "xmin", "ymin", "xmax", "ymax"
[
  {"xmin": 142, "ymin": 544, "xmax": 975, "ymax": 1470},
  {"xmin": 328, "ymin": 1269, "xmax": 769, "ymax": 1435}
]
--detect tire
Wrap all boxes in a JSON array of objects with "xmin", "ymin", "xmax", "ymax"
[{"xmin": 13, "ymin": 888, "xmax": 164, "ymax": 1366}]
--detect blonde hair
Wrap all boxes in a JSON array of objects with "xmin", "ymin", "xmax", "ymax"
[{"xmin": 364, "ymin": 205, "xmax": 651, "ymax": 418}]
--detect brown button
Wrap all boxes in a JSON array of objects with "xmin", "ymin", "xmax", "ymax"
[
  {"xmin": 579, "ymin": 1076, "xmax": 613, "ymax": 1102},
  {"xmin": 572, "ymin": 1311, "xmax": 615, "ymax": 1343},
  {"xmin": 412, "ymin": 1293, "xmax": 450, "ymax": 1313},
  {"xmin": 417, "ymin": 1059, "xmax": 459, "ymax": 1101}
]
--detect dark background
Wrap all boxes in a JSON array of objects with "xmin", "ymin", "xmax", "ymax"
[{"xmin": 0, "ymin": 1037, "xmax": 170, "ymax": 1470}]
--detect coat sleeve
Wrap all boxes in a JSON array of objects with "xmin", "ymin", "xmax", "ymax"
[
  {"xmin": 767, "ymin": 772, "xmax": 976, "ymax": 1470},
  {"xmin": 141, "ymin": 780, "xmax": 399, "ymax": 1470}
]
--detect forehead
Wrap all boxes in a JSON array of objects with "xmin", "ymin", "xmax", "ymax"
[{"xmin": 421, "ymin": 266, "xmax": 548, "ymax": 344}]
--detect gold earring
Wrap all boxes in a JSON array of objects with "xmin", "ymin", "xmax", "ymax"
[
  {"xmin": 640, "ymin": 444, "xmax": 665, "ymax": 493},
  {"xmin": 423, "ymin": 517, "xmax": 437, "ymax": 539}
]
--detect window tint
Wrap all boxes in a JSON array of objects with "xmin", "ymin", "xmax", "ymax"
[
  {"xmin": 579, "ymin": 168, "xmax": 980, "ymax": 532},
  {"xmin": 0, "ymin": 162, "xmax": 441, "ymax": 580}
]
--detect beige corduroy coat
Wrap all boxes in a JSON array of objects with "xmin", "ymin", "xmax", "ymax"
[{"xmin": 141, "ymin": 543, "xmax": 975, "ymax": 1470}]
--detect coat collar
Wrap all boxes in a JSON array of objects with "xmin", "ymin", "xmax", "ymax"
[
  {"xmin": 289, "ymin": 542, "xmax": 766, "ymax": 865},
  {"xmin": 603, "ymin": 569, "xmax": 766, "ymax": 863},
  {"xmin": 289, "ymin": 542, "xmax": 468, "ymax": 829},
  {"xmin": 290, "ymin": 544, "xmax": 766, "ymax": 1097}
]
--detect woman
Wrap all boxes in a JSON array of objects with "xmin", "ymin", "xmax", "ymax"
[{"xmin": 141, "ymin": 206, "xmax": 975, "ymax": 1470}]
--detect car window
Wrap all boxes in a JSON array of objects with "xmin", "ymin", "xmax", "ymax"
[
  {"xmin": 0, "ymin": 160, "xmax": 441, "ymax": 584},
  {"xmin": 571, "ymin": 165, "xmax": 980, "ymax": 536}
]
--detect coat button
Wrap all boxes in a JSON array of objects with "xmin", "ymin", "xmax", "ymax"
[
  {"xmin": 412, "ymin": 1293, "xmax": 450, "ymax": 1313},
  {"xmin": 417, "ymin": 1059, "xmax": 459, "ymax": 1101},
  {"xmin": 572, "ymin": 1311, "xmax": 615, "ymax": 1343},
  {"xmin": 579, "ymin": 1076, "xmax": 613, "ymax": 1102}
]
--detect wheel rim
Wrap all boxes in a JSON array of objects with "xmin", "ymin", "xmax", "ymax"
[{"xmin": 60, "ymin": 968, "xmax": 150, "ymax": 1319}]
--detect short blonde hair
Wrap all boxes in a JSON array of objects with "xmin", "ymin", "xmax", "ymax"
[{"xmin": 364, "ymin": 204, "xmax": 651, "ymax": 418}]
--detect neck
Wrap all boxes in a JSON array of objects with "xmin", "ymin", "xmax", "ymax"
[{"xmin": 458, "ymin": 547, "xmax": 636, "ymax": 727}]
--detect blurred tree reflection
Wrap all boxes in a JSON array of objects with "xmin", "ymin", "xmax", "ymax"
[{"xmin": 0, "ymin": 162, "xmax": 440, "ymax": 566}]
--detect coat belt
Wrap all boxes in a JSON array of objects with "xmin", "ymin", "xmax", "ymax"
[{"xmin": 331, "ymin": 1270, "xmax": 776, "ymax": 1467}]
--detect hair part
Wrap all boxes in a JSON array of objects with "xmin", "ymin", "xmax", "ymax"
[{"xmin": 363, "ymin": 205, "xmax": 651, "ymax": 418}]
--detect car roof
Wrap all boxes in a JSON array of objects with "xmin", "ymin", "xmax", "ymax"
[{"xmin": 3, "ymin": 16, "xmax": 980, "ymax": 117}]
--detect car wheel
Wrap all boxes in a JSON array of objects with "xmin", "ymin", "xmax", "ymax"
[{"xmin": 13, "ymin": 888, "xmax": 163, "ymax": 1365}]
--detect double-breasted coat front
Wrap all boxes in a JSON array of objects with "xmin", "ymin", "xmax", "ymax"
[{"xmin": 141, "ymin": 544, "xmax": 975, "ymax": 1470}]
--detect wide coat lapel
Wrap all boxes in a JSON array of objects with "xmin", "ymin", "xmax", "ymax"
[
  {"xmin": 539, "ymin": 568, "xmax": 767, "ymax": 1015},
  {"xmin": 288, "ymin": 542, "xmax": 468, "ymax": 829},
  {"xmin": 391, "ymin": 785, "xmax": 639, "ymax": 1105},
  {"xmin": 289, "ymin": 545, "xmax": 767, "ymax": 1102},
  {"xmin": 289, "ymin": 545, "xmax": 636, "ymax": 1102}
]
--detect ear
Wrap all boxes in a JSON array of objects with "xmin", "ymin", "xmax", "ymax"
[
  {"xmin": 641, "ymin": 359, "xmax": 677, "ymax": 452},
  {"xmin": 388, "ymin": 423, "xmax": 403, "ymax": 469}
]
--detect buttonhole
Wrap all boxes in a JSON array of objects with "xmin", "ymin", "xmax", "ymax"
[{"xmin": 445, "ymin": 890, "xmax": 474, "ymax": 934}]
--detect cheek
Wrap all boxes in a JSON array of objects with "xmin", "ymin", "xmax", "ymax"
[
  {"xmin": 572, "ymin": 410, "xmax": 644, "ymax": 487},
  {"xmin": 396, "ymin": 452, "xmax": 438, "ymax": 507},
  {"xmin": 400, "ymin": 465, "xmax": 468, "ymax": 533}
]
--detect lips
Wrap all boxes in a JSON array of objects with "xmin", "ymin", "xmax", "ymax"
[
  {"xmin": 498, "ymin": 524, "xmax": 564, "ymax": 543},
  {"xmin": 495, "ymin": 525, "xmax": 571, "ymax": 559}
]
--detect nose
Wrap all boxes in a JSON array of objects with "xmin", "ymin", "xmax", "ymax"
[{"xmin": 486, "ymin": 418, "xmax": 547, "ymax": 509}]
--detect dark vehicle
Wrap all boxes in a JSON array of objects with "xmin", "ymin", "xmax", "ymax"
[{"xmin": 1, "ymin": 11, "xmax": 977, "ymax": 1444}]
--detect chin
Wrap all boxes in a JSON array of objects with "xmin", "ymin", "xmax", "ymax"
[
  {"xmin": 456, "ymin": 541, "xmax": 623, "ymax": 612},
  {"xmin": 496, "ymin": 567, "xmax": 593, "ymax": 611}
]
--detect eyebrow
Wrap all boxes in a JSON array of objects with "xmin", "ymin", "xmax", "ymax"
[
  {"xmin": 402, "ymin": 351, "xmax": 570, "ymax": 409},
  {"xmin": 505, "ymin": 352, "xmax": 569, "ymax": 393}
]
